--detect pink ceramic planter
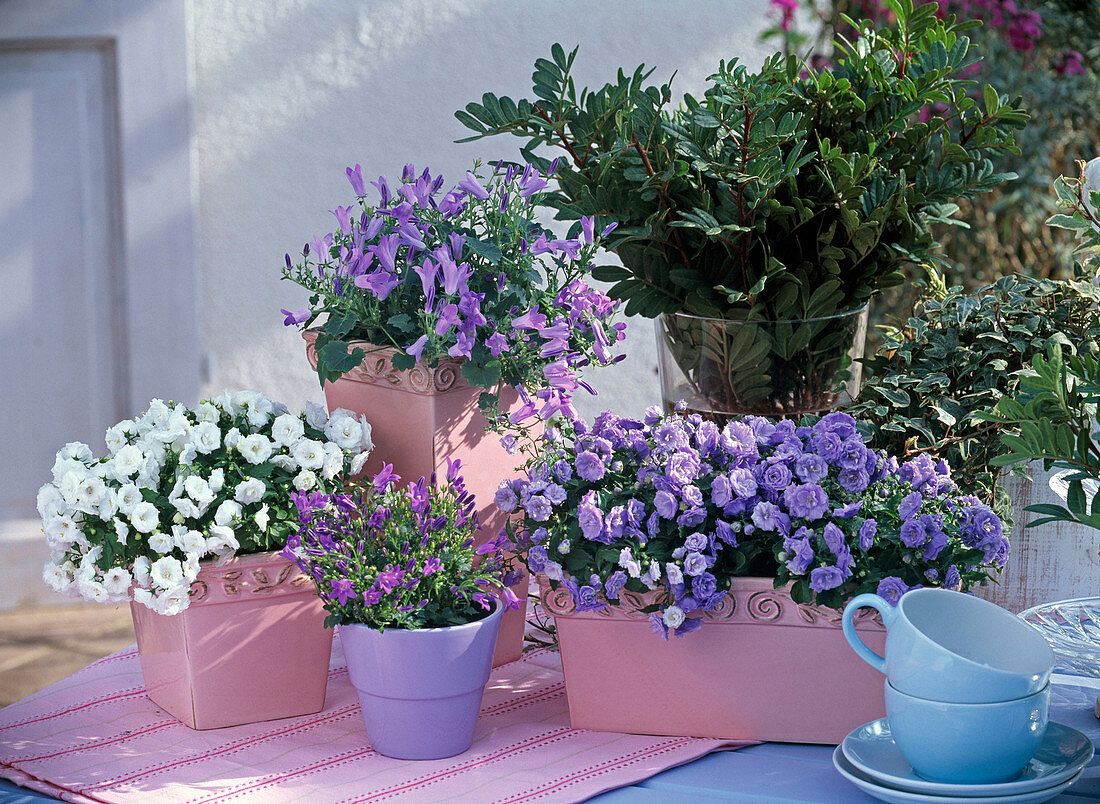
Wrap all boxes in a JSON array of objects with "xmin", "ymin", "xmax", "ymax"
[
  {"xmin": 541, "ymin": 576, "xmax": 887, "ymax": 744},
  {"xmin": 130, "ymin": 551, "xmax": 333, "ymax": 730},
  {"xmin": 304, "ymin": 331, "xmax": 528, "ymax": 666}
]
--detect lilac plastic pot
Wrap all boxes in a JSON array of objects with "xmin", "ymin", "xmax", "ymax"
[{"xmin": 340, "ymin": 600, "xmax": 502, "ymax": 760}]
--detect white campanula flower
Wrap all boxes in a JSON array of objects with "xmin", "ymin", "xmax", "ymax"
[
  {"xmin": 133, "ymin": 556, "xmax": 152, "ymax": 585},
  {"xmin": 183, "ymin": 474, "xmax": 215, "ymax": 508},
  {"xmin": 321, "ymin": 443, "xmax": 344, "ymax": 480},
  {"xmin": 104, "ymin": 421, "xmax": 135, "ymax": 454},
  {"xmin": 191, "ymin": 421, "xmax": 221, "ymax": 454},
  {"xmin": 171, "ymin": 496, "xmax": 201, "ymax": 519},
  {"xmin": 135, "ymin": 455, "xmax": 162, "ymax": 489},
  {"xmin": 157, "ymin": 408, "xmax": 191, "ymax": 446},
  {"xmin": 109, "ymin": 444, "xmax": 144, "ymax": 482},
  {"xmin": 130, "ymin": 501, "xmax": 160, "ymax": 533},
  {"xmin": 666, "ymin": 562, "xmax": 684, "ymax": 586},
  {"xmin": 350, "ymin": 450, "xmax": 371, "ymax": 475},
  {"xmin": 359, "ymin": 416, "xmax": 374, "ymax": 453},
  {"xmin": 239, "ymin": 433, "xmax": 274, "ymax": 465},
  {"xmin": 1083, "ymin": 156, "xmax": 1100, "ymax": 227},
  {"xmin": 662, "ymin": 605, "xmax": 686, "ymax": 629},
  {"xmin": 156, "ymin": 586, "xmax": 191, "ymax": 615},
  {"xmin": 74, "ymin": 475, "xmax": 107, "ymax": 512},
  {"xmin": 58, "ymin": 441, "xmax": 94, "ymax": 464},
  {"xmin": 231, "ymin": 390, "xmax": 259, "ymax": 417},
  {"xmin": 245, "ymin": 393, "xmax": 274, "ymax": 428},
  {"xmin": 148, "ymin": 531, "xmax": 173, "ymax": 554},
  {"xmin": 102, "ymin": 567, "xmax": 132, "ymax": 596},
  {"xmin": 305, "ymin": 401, "xmax": 329, "ymax": 430},
  {"xmin": 178, "ymin": 443, "xmax": 197, "ymax": 466},
  {"xmin": 116, "ymin": 483, "xmax": 143, "ymax": 514},
  {"xmin": 208, "ymin": 467, "xmax": 225, "ymax": 493},
  {"xmin": 58, "ymin": 470, "xmax": 86, "ymax": 506},
  {"xmin": 271, "ymin": 413, "xmax": 305, "ymax": 447},
  {"xmin": 205, "ymin": 524, "xmax": 239, "ymax": 557},
  {"xmin": 139, "ymin": 399, "xmax": 172, "ymax": 434},
  {"xmin": 42, "ymin": 562, "xmax": 73, "ymax": 593},
  {"xmin": 214, "ymin": 499, "xmax": 242, "ymax": 527},
  {"xmin": 196, "ymin": 400, "xmax": 220, "ymax": 423},
  {"xmin": 36, "ymin": 484, "xmax": 65, "ymax": 521},
  {"xmin": 113, "ymin": 517, "xmax": 129, "ymax": 545},
  {"xmin": 180, "ymin": 530, "xmax": 206, "ymax": 553},
  {"xmin": 254, "ymin": 503, "xmax": 270, "ymax": 530},
  {"xmin": 271, "ymin": 453, "xmax": 298, "ymax": 472},
  {"xmin": 149, "ymin": 556, "xmax": 184, "ymax": 589},
  {"xmin": 77, "ymin": 578, "xmax": 109, "ymax": 603},
  {"xmin": 52, "ymin": 456, "xmax": 87, "ymax": 485},
  {"xmin": 234, "ymin": 477, "xmax": 266, "ymax": 504},
  {"xmin": 132, "ymin": 587, "xmax": 155, "ymax": 609},
  {"xmin": 324, "ymin": 410, "xmax": 363, "ymax": 451},
  {"xmin": 212, "ymin": 390, "xmax": 235, "ymax": 415},
  {"xmin": 224, "ymin": 427, "xmax": 242, "ymax": 450},
  {"xmin": 182, "ymin": 553, "xmax": 201, "ymax": 581},
  {"xmin": 294, "ymin": 469, "xmax": 318, "ymax": 491},
  {"xmin": 44, "ymin": 515, "xmax": 78, "ymax": 546},
  {"xmin": 291, "ymin": 438, "xmax": 326, "ymax": 470},
  {"xmin": 96, "ymin": 488, "xmax": 119, "ymax": 520}
]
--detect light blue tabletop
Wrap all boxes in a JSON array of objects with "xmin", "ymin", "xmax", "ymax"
[{"xmin": 3, "ymin": 675, "xmax": 1100, "ymax": 802}]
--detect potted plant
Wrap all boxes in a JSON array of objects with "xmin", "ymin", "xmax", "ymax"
[
  {"xmin": 496, "ymin": 407, "xmax": 1005, "ymax": 742},
  {"xmin": 456, "ymin": 1, "xmax": 1027, "ymax": 417},
  {"xmin": 281, "ymin": 161, "xmax": 624, "ymax": 663},
  {"xmin": 37, "ymin": 391, "xmax": 372, "ymax": 729},
  {"xmin": 976, "ymin": 158, "xmax": 1100, "ymax": 608},
  {"xmin": 284, "ymin": 460, "xmax": 519, "ymax": 760}
]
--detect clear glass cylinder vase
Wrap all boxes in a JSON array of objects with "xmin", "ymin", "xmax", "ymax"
[{"xmin": 656, "ymin": 306, "xmax": 868, "ymax": 421}]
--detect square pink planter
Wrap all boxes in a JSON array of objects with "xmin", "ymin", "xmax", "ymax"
[
  {"xmin": 304, "ymin": 331, "xmax": 528, "ymax": 666},
  {"xmin": 131, "ymin": 551, "xmax": 333, "ymax": 730},
  {"xmin": 541, "ymin": 576, "xmax": 887, "ymax": 744}
]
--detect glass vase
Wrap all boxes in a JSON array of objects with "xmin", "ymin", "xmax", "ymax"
[{"xmin": 656, "ymin": 306, "xmax": 868, "ymax": 422}]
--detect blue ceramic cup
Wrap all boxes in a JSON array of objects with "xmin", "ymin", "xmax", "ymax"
[
  {"xmin": 842, "ymin": 588, "xmax": 1053, "ymax": 703},
  {"xmin": 885, "ymin": 680, "xmax": 1050, "ymax": 784}
]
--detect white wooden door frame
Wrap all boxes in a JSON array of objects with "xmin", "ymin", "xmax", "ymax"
[{"xmin": 0, "ymin": 0, "xmax": 200, "ymax": 413}]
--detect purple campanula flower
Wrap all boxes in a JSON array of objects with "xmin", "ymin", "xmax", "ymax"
[
  {"xmin": 544, "ymin": 483, "xmax": 566, "ymax": 505},
  {"xmin": 646, "ymin": 511, "xmax": 660, "ymax": 539},
  {"xmin": 858, "ymin": 518, "xmax": 877, "ymax": 549},
  {"xmin": 578, "ymin": 491, "xmax": 606, "ymax": 542},
  {"xmin": 711, "ymin": 474, "xmax": 733, "ymax": 507},
  {"xmin": 760, "ymin": 460, "xmax": 793, "ymax": 493},
  {"xmin": 899, "ymin": 519, "xmax": 927, "ymax": 547},
  {"xmin": 677, "ymin": 508, "xmax": 706, "ymax": 528},
  {"xmin": 783, "ymin": 483, "xmax": 829, "ymax": 521},
  {"xmin": 684, "ymin": 531, "xmax": 708, "ymax": 552},
  {"xmin": 683, "ymin": 552, "xmax": 708, "ymax": 576},
  {"xmin": 786, "ymin": 538, "xmax": 814, "ymax": 574},
  {"xmin": 458, "ymin": 171, "xmax": 489, "ymax": 200},
  {"xmin": 625, "ymin": 499, "xmax": 646, "ymax": 528},
  {"xmin": 281, "ymin": 308, "xmax": 310, "ymax": 326},
  {"xmin": 552, "ymin": 459, "xmax": 572, "ymax": 483},
  {"xmin": 944, "ymin": 565, "xmax": 961, "ymax": 588},
  {"xmin": 525, "ymin": 495, "xmax": 551, "ymax": 522},
  {"xmin": 680, "ymin": 485, "xmax": 704, "ymax": 508},
  {"xmin": 751, "ymin": 501, "xmax": 785, "ymax": 532},
  {"xmin": 346, "ymin": 164, "xmax": 366, "ymax": 195},
  {"xmin": 605, "ymin": 570, "xmax": 628, "ymax": 600},
  {"xmin": 794, "ymin": 452, "xmax": 828, "ymax": 484},
  {"xmin": 715, "ymin": 520, "xmax": 738, "ymax": 546},
  {"xmin": 654, "ymin": 490, "xmax": 678, "ymax": 519},
  {"xmin": 834, "ymin": 501, "xmax": 862, "ymax": 519},
  {"xmin": 810, "ymin": 431, "xmax": 844, "ymax": 463},
  {"xmin": 728, "ymin": 467, "xmax": 758, "ymax": 499},
  {"xmin": 576, "ymin": 451, "xmax": 606, "ymax": 482},
  {"xmin": 923, "ymin": 529, "xmax": 948, "ymax": 561},
  {"xmin": 422, "ymin": 556, "xmax": 442, "ymax": 575},
  {"xmin": 815, "ymin": 411, "xmax": 859, "ymax": 439},
  {"xmin": 330, "ymin": 578, "xmax": 354, "ymax": 605},
  {"xmin": 405, "ymin": 335, "xmax": 429, "ymax": 363},
  {"xmin": 838, "ymin": 439, "xmax": 869, "ymax": 471},
  {"xmin": 838, "ymin": 467, "xmax": 871, "ymax": 493},
  {"xmin": 809, "ymin": 565, "xmax": 845, "ymax": 593},
  {"xmin": 486, "ymin": 332, "xmax": 510, "ymax": 357},
  {"xmin": 575, "ymin": 584, "xmax": 605, "ymax": 612},
  {"xmin": 500, "ymin": 434, "xmax": 518, "ymax": 455},
  {"xmin": 823, "ymin": 522, "xmax": 846, "ymax": 554},
  {"xmin": 876, "ymin": 576, "xmax": 909, "ymax": 605},
  {"xmin": 494, "ymin": 480, "xmax": 519, "ymax": 513},
  {"xmin": 665, "ymin": 562, "xmax": 685, "ymax": 587},
  {"xmin": 377, "ymin": 567, "xmax": 405, "ymax": 593},
  {"xmin": 692, "ymin": 572, "xmax": 718, "ymax": 601},
  {"xmin": 666, "ymin": 449, "xmax": 701, "ymax": 486},
  {"xmin": 899, "ymin": 491, "xmax": 923, "ymax": 521}
]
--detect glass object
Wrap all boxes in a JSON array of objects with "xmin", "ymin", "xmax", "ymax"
[
  {"xmin": 1020, "ymin": 597, "xmax": 1100, "ymax": 677},
  {"xmin": 656, "ymin": 305, "xmax": 868, "ymax": 421}
]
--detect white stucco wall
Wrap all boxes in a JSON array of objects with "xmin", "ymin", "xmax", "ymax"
[{"xmin": 191, "ymin": 0, "xmax": 774, "ymax": 420}]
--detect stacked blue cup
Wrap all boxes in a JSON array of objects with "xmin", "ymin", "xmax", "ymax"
[{"xmin": 843, "ymin": 588, "xmax": 1055, "ymax": 785}]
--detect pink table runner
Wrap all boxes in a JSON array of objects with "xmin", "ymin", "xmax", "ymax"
[{"xmin": 0, "ymin": 633, "xmax": 747, "ymax": 803}]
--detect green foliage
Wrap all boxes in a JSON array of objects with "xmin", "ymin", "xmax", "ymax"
[
  {"xmin": 987, "ymin": 345, "xmax": 1100, "ymax": 529},
  {"xmin": 850, "ymin": 271, "xmax": 1100, "ymax": 506},
  {"xmin": 457, "ymin": 2, "xmax": 1025, "ymax": 412}
]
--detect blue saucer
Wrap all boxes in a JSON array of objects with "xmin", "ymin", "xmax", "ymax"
[{"xmin": 841, "ymin": 719, "xmax": 1093, "ymax": 797}]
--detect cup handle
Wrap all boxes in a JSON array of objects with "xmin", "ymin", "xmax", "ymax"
[{"xmin": 842, "ymin": 593, "xmax": 895, "ymax": 674}]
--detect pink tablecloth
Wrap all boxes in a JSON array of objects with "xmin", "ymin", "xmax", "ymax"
[{"xmin": 0, "ymin": 633, "xmax": 746, "ymax": 803}]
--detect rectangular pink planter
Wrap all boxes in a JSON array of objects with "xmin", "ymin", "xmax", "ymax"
[
  {"xmin": 541, "ymin": 576, "xmax": 887, "ymax": 744},
  {"xmin": 304, "ymin": 331, "xmax": 528, "ymax": 666},
  {"xmin": 131, "ymin": 551, "xmax": 334, "ymax": 730}
]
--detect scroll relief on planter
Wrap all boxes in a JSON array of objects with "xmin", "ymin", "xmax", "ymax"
[
  {"xmin": 303, "ymin": 333, "xmax": 462, "ymax": 394},
  {"xmin": 188, "ymin": 563, "xmax": 314, "ymax": 604},
  {"xmin": 539, "ymin": 582, "xmax": 884, "ymax": 630}
]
